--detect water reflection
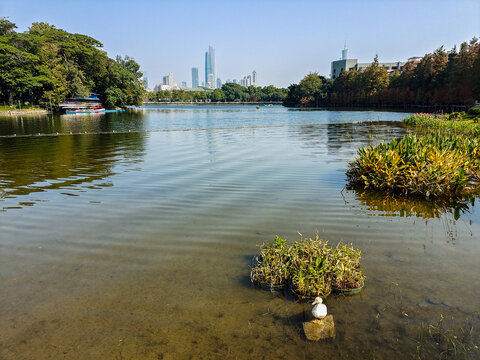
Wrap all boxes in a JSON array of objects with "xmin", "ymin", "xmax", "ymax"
[
  {"xmin": 347, "ymin": 187, "xmax": 475, "ymax": 219},
  {"xmin": 0, "ymin": 131, "xmax": 146, "ymax": 210},
  {"xmin": 290, "ymin": 121, "xmax": 407, "ymax": 160},
  {"xmin": 0, "ymin": 111, "xmax": 146, "ymax": 136}
]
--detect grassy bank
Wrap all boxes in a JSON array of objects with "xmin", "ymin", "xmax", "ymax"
[
  {"xmin": 347, "ymin": 110, "xmax": 480, "ymax": 198},
  {"xmin": 403, "ymin": 110, "xmax": 480, "ymax": 135}
]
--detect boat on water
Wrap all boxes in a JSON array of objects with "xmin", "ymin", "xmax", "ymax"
[{"xmin": 59, "ymin": 94, "xmax": 125, "ymax": 114}]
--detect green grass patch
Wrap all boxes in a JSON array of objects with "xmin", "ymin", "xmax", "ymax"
[
  {"xmin": 404, "ymin": 112, "xmax": 480, "ymax": 135},
  {"xmin": 0, "ymin": 105, "xmax": 44, "ymax": 111}
]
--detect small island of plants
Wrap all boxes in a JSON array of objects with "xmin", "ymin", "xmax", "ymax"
[
  {"xmin": 347, "ymin": 107, "xmax": 480, "ymax": 199},
  {"xmin": 250, "ymin": 235, "xmax": 365, "ymax": 298}
]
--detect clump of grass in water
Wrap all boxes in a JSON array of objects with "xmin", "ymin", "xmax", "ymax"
[
  {"xmin": 346, "ymin": 132, "xmax": 480, "ymax": 198},
  {"xmin": 250, "ymin": 236, "xmax": 291, "ymax": 288},
  {"xmin": 250, "ymin": 234, "xmax": 364, "ymax": 298},
  {"xmin": 416, "ymin": 314, "xmax": 480, "ymax": 359}
]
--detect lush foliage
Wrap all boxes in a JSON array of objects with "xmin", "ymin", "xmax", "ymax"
[
  {"xmin": 289, "ymin": 238, "xmax": 334, "ymax": 297},
  {"xmin": 284, "ymin": 38, "xmax": 480, "ymax": 107},
  {"xmin": 347, "ymin": 120, "xmax": 480, "ymax": 198},
  {"xmin": 403, "ymin": 112, "xmax": 480, "ymax": 134},
  {"xmin": 331, "ymin": 243, "xmax": 364, "ymax": 290},
  {"xmin": 283, "ymin": 73, "xmax": 332, "ymax": 107},
  {"xmin": 147, "ymin": 83, "xmax": 287, "ymax": 103},
  {"xmin": 0, "ymin": 18, "xmax": 145, "ymax": 108},
  {"xmin": 250, "ymin": 236, "xmax": 291, "ymax": 287},
  {"xmin": 250, "ymin": 235, "xmax": 364, "ymax": 298}
]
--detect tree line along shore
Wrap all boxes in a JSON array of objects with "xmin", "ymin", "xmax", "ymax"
[{"xmin": 1, "ymin": 16, "xmax": 478, "ymax": 110}]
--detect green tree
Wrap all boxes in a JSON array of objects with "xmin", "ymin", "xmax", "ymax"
[
  {"xmin": 210, "ymin": 88, "xmax": 226, "ymax": 102},
  {"xmin": 0, "ymin": 17, "xmax": 17, "ymax": 36}
]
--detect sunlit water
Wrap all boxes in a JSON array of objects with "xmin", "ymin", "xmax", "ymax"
[{"xmin": 1, "ymin": 106, "xmax": 479, "ymax": 359}]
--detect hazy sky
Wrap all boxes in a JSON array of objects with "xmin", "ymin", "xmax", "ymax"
[{"xmin": 2, "ymin": 0, "xmax": 479, "ymax": 88}]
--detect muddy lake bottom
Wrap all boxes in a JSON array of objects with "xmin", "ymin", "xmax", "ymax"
[{"xmin": 1, "ymin": 106, "xmax": 479, "ymax": 359}]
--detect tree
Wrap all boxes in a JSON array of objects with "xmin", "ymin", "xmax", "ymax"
[
  {"xmin": 0, "ymin": 17, "xmax": 17, "ymax": 36},
  {"xmin": 283, "ymin": 73, "xmax": 331, "ymax": 107},
  {"xmin": 210, "ymin": 89, "xmax": 225, "ymax": 102},
  {"xmin": 102, "ymin": 56, "xmax": 145, "ymax": 107}
]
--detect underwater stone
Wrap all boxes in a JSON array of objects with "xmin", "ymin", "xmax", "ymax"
[{"xmin": 303, "ymin": 315, "xmax": 335, "ymax": 341}]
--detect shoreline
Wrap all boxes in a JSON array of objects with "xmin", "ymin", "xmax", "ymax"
[
  {"xmin": 0, "ymin": 109, "xmax": 51, "ymax": 116},
  {"xmin": 143, "ymin": 101, "xmax": 283, "ymax": 106}
]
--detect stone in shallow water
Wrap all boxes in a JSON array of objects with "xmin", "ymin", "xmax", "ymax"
[{"xmin": 303, "ymin": 315, "xmax": 335, "ymax": 341}]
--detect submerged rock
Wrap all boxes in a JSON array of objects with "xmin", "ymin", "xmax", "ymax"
[{"xmin": 303, "ymin": 315, "xmax": 335, "ymax": 341}]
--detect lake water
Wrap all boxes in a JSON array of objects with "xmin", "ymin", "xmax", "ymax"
[{"xmin": 1, "ymin": 106, "xmax": 479, "ymax": 359}]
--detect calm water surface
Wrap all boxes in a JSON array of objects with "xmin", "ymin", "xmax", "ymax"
[{"xmin": 1, "ymin": 106, "xmax": 479, "ymax": 359}]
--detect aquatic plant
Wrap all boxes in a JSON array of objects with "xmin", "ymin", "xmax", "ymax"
[
  {"xmin": 288, "ymin": 237, "xmax": 334, "ymax": 298},
  {"xmin": 416, "ymin": 314, "xmax": 480, "ymax": 359},
  {"xmin": 251, "ymin": 235, "xmax": 364, "ymax": 297},
  {"xmin": 250, "ymin": 236, "xmax": 291, "ymax": 287},
  {"xmin": 404, "ymin": 113, "xmax": 480, "ymax": 134},
  {"xmin": 331, "ymin": 243, "xmax": 364, "ymax": 291},
  {"xmin": 346, "ymin": 132, "xmax": 480, "ymax": 198}
]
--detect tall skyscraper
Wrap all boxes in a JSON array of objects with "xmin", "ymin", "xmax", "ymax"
[
  {"xmin": 252, "ymin": 70, "xmax": 257, "ymax": 87},
  {"xmin": 192, "ymin": 67, "xmax": 199, "ymax": 88},
  {"xmin": 205, "ymin": 46, "xmax": 216, "ymax": 89},
  {"xmin": 141, "ymin": 72, "xmax": 148, "ymax": 88},
  {"xmin": 216, "ymin": 78, "xmax": 222, "ymax": 89},
  {"xmin": 163, "ymin": 73, "xmax": 175, "ymax": 86}
]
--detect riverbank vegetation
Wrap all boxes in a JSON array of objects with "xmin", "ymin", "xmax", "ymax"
[
  {"xmin": 147, "ymin": 83, "xmax": 287, "ymax": 103},
  {"xmin": 250, "ymin": 235, "xmax": 364, "ymax": 298},
  {"xmin": 0, "ymin": 17, "xmax": 145, "ymax": 109},
  {"xmin": 284, "ymin": 38, "xmax": 480, "ymax": 108},
  {"xmin": 347, "ymin": 110, "xmax": 480, "ymax": 199},
  {"xmin": 403, "ymin": 110, "xmax": 480, "ymax": 134}
]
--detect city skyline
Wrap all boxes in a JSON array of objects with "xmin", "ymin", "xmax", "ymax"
[{"xmin": 1, "ymin": 0, "xmax": 479, "ymax": 88}]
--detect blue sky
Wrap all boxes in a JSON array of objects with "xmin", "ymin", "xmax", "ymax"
[{"xmin": 1, "ymin": 0, "xmax": 479, "ymax": 88}]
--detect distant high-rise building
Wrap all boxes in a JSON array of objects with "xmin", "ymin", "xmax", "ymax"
[
  {"xmin": 192, "ymin": 67, "xmax": 199, "ymax": 88},
  {"xmin": 161, "ymin": 73, "xmax": 177, "ymax": 90},
  {"xmin": 232, "ymin": 79, "xmax": 238, "ymax": 84},
  {"xmin": 252, "ymin": 70, "xmax": 257, "ymax": 87},
  {"xmin": 247, "ymin": 75, "xmax": 252, "ymax": 87},
  {"xmin": 163, "ymin": 73, "xmax": 175, "ymax": 86},
  {"xmin": 205, "ymin": 46, "xmax": 216, "ymax": 89},
  {"xmin": 216, "ymin": 78, "xmax": 222, "ymax": 89},
  {"xmin": 141, "ymin": 71, "xmax": 149, "ymax": 89},
  {"xmin": 181, "ymin": 81, "xmax": 187, "ymax": 89}
]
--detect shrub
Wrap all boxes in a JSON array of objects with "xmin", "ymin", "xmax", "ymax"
[{"xmin": 468, "ymin": 105, "xmax": 480, "ymax": 116}]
